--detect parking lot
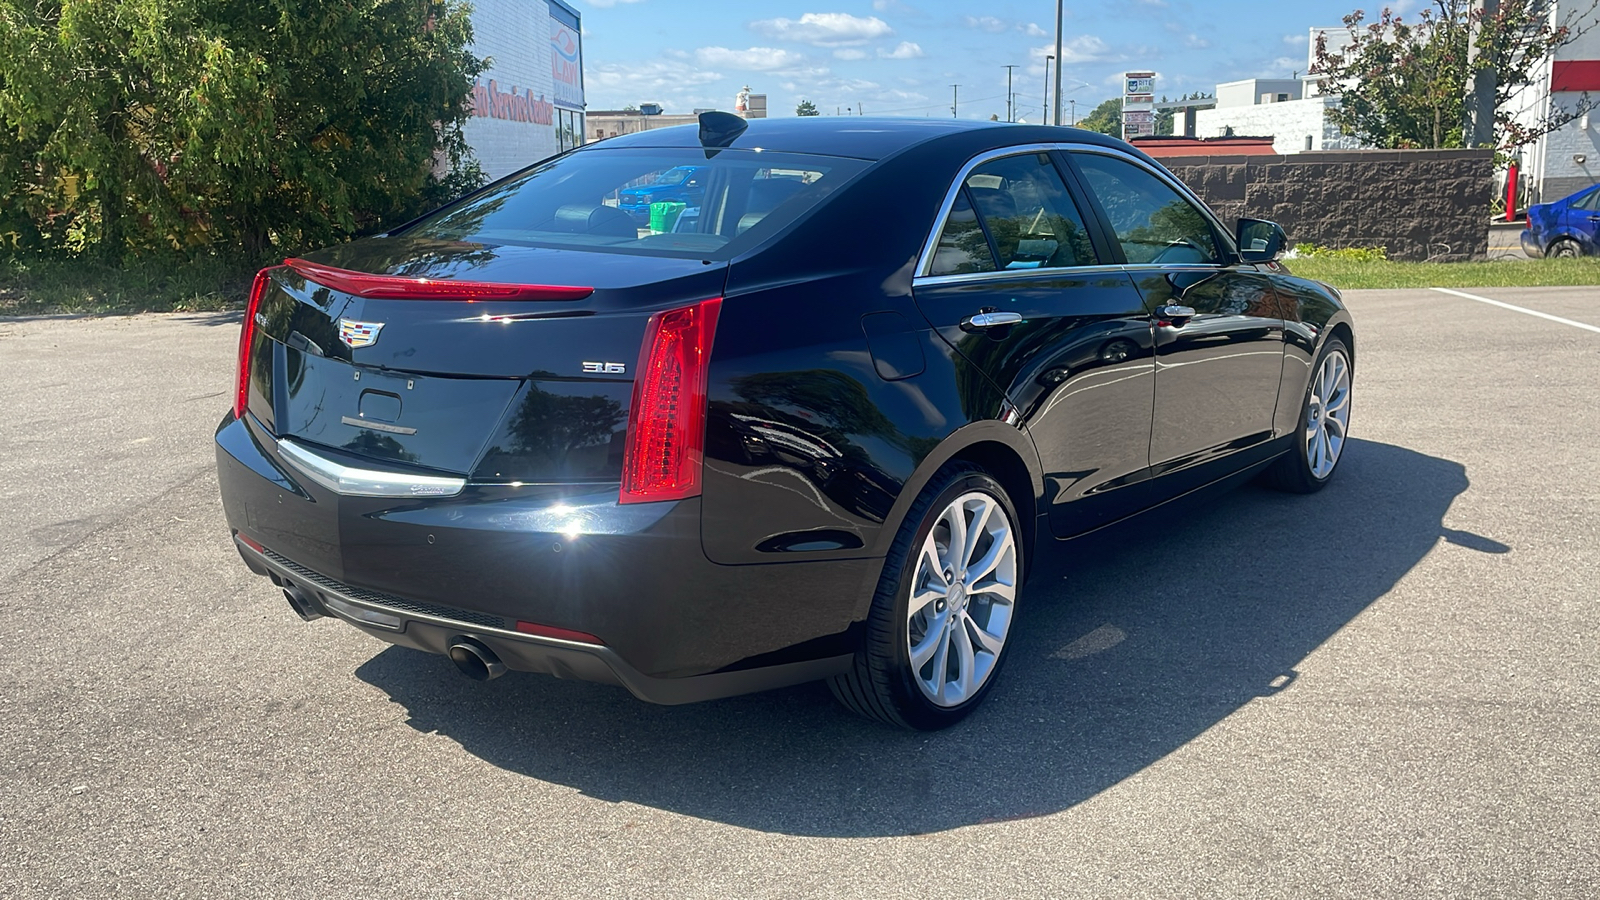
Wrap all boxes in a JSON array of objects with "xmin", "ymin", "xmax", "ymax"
[{"xmin": 2, "ymin": 286, "xmax": 1597, "ymax": 898}]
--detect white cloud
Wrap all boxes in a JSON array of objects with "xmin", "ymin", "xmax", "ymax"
[
  {"xmin": 751, "ymin": 12, "xmax": 894, "ymax": 47},
  {"xmin": 1021, "ymin": 23, "xmax": 1048, "ymax": 37},
  {"xmin": 872, "ymin": 0, "xmax": 914, "ymax": 10},
  {"xmin": 1184, "ymin": 34, "xmax": 1210, "ymax": 49},
  {"xmin": 965, "ymin": 16, "xmax": 1008, "ymax": 33},
  {"xmin": 587, "ymin": 58, "xmax": 722, "ymax": 108},
  {"xmin": 1055, "ymin": 35, "xmax": 1114, "ymax": 65},
  {"xmin": 1284, "ymin": 33, "xmax": 1309, "ymax": 45},
  {"xmin": 694, "ymin": 46, "xmax": 810, "ymax": 71},
  {"xmin": 878, "ymin": 41, "xmax": 924, "ymax": 59},
  {"xmin": 582, "ymin": 0, "xmax": 644, "ymax": 7},
  {"xmin": 833, "ymin": 48, "xmax": 869, "ymax": 60}
]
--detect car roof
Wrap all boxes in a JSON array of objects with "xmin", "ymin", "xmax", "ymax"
[{"xmin": 579, "ymin": 116, "xmax": 1140, "ymax": 162}]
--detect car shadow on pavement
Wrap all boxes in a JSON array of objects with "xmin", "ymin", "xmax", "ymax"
[{"xmin": 355, "ymin": 438, "xmax": 1474, "ymax": 837}]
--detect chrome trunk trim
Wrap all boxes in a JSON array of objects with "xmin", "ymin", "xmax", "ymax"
[{"xmin": 276, "ymin": 438, "xmax": 465, "ymax": 498}]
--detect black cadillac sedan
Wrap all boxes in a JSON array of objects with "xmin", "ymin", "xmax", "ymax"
[{"xmin": 216, "ymin": 114, "xmax": 1354, "ymax": 730}]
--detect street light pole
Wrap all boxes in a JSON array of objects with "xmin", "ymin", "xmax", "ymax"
[
  {"xmin": 1003, "ymin": 65, "xmax": 1017, "ymax": 122},
  {"xmin": 1043, "ymin": 55, "xmax": 1054, "ymax": 125},
  {"xmin": 1052, "ymin": 0, "xmax": 1064, "ymax": 125},
  {"xmin": 951, "ymin": 84, "xmax": 960, "ymax": 118}
]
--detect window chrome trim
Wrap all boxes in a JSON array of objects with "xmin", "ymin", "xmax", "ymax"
[
  {"xmin": 913, "ymin": 141, "xmax": 1240, "ymax": 284},
  {"xmin": 914, "ymin": 263, "xmax": 1128, "ymax": 289},
  {"xmin": 277, "ymin": 438, "xmax": 466, "ymax": 499}
]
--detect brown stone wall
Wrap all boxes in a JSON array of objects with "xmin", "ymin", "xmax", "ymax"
[{"xmin": 1160, "ymin": 149, "xmax": 1494, "ymax": 262}]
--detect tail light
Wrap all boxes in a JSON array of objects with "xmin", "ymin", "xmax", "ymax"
[
  {"xmin": 235, "ymin": 268, "xmax": 276, "ymax": 419},
  {"xmin": 620, "ymin": 298, "xmax": 723, "ymax": 504}
]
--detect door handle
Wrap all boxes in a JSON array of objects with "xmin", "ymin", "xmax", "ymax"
[
  {"xmin": 961, "ymin": 311, "xmax": 1024, "ymax": 331},
  {"xmin": 1157, "ymin": 305, "xmax": 1196, "ymax": 321}
]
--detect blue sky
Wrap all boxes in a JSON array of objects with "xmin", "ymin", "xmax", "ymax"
[{"xmin": 574, "ymin": 1, "xmax": 1410, "ymax": 121}]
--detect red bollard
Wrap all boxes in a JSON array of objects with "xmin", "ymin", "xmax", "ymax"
[{"xmin": 1504, "ymin": 163, "xmax": 1519, "ymax": 223}]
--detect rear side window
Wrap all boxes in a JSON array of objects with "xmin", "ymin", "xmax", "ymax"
[
  {"xmin": 1573, "ymin": 187, "xmax": 1600, "ymax": 211},
  {"xmin": 929, "ymin": 191, "xmax": 997, "ymax": 276},
  {"xmin": 964, "ymin": 153, "xmax": 1098, "ymax": 270},
  {"xmin": 1073, "ymin": 153, "xmax": 1220, "ymax": 265},
  {"xmin": 928, "ymin": 152, "xmax": 1099, "ymax": 276},
  {"xmin": 403, "ymin": 148, "xmax": 867, "ymax": 260}
]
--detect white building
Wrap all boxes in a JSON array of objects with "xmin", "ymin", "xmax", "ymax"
[
  {"xmin": 1194, "ymin": 74, "xmax": 1365, "ymax": 155},
  {"xmin": 462, "ymin": 0, "xmax": 585, "ymax": 180}
]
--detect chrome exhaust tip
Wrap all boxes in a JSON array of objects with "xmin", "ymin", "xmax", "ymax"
[{"xmin": 447, "ymin": 638, "xmax": 506, "ymax": 681}]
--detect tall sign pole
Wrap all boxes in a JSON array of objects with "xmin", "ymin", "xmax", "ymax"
[
  {"xmin": 1052, "ymin": 1, "xmax": 1064, "ymax": 125},
  {"xmin": 1465, "ymin": 0, "xmax": 1499, "ymax": 147},
  {"xmin": 951, "ymin": 84, "xmax": 960, "ymax": 118}
]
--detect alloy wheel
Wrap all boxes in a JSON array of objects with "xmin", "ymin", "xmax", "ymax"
[
  {"xmin": 905, "ymin": 491, "xmax": 1018, "ymax": 707},
  {"xmin": 1305, "ymin": 348, "xmax": 1352, "ymax": 479}
]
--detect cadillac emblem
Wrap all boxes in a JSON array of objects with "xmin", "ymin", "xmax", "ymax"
[{"xmin": 338, "ymin": 319, "xmax": 384, "ymax": 349}]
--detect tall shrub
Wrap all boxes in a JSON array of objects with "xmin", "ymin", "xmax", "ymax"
[{"xmin": 0, "ymin": 0, "xmax": 484, "ymax": 259}]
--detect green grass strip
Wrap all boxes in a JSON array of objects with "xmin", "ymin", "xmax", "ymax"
[{"xmin": 1285, "ymin": 257, "xmax": 1600, "ymax": 290}]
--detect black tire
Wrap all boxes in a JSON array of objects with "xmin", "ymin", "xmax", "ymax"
[
  {"xmin": 829, "ymin": 462, "xmax": 1024, "ymax": 730},
  {"xmin": 1549, "ymin": 238, "xmax": 1582, "ymax": 259},
  {"xmin": 1264, "ymin": 337, "xmax": 1353, "ymax": 494}
]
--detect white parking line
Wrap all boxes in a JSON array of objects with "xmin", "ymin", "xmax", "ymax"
[{"xmin": 1431, "ymin": 287, "xmax": 1600, "ymax": 335}]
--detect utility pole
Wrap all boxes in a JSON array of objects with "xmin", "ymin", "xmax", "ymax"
[
  {"xmin": 1052, "ymin": 0, "xmax": 1064, "ymax": 125},
  {"xmin": 1465, "ymin": 0, "xmax": 1499, "ymax": 147},
  {"xmin": 951, "ymin": 84, "xmax": 960, "ymax": 118},
  {"xmin": 1070, "ymin": 99, "xmax": 1076, "ymax": 126},
  {"xmin": 1044, "ymin": 55, "xmax": 1054, "ymax": 125},
  {"xmin": 1003, "ymin": 65, "xmax": 1018, "ymax": 122}
]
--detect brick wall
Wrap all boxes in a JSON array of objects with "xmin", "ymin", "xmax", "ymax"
[{"xmin": 1162, "ymin": 149, "xmax": 1494, "ymax": 262}]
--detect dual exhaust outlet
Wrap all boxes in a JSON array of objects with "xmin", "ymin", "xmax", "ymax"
[{"xmin": 279, "ymin": 579, "xmax": 506, "ymax": 681}]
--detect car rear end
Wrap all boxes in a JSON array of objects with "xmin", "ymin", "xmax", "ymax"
[{"xmin": 215, "ymin": 143, "xmax": 874, "ymax": 701}]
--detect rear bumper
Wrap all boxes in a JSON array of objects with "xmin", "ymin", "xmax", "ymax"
[
  {"xmin": 215, "ymin": 413, "xmax": 877, "ymax": 698},
  {"xmin": 236, "ymin": 537, "xmax": 849, "ymax": 704},
  {"xmin": 1520, "ymin": 230, "xmax": 1544, "ymax": 258}
]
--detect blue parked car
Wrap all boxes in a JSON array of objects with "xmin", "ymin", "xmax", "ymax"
[
  {"xmin": 1521, "ymin": 183, "xmax": 1600, "ymax": 258},
  {"xmin": 616, "ymin": 165, "xmax": 706, "ymax": 225}
]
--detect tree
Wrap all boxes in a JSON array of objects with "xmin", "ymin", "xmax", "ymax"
[
  {"xmin": 795, "ymin": 99, "xmax": 820, "ymax": 117},
  {"xmin": 0, "ymin": 0, "xmax": 483, "ymax": 259},
  {"xmin": 1315, "ymin": 0, "xmax": 1598, "ymax": 152},
  {"xmin": 1077, "ymin": 98, "xmax": 1122, "ymax": 136}
]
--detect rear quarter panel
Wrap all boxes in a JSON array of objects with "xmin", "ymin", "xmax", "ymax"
[{"xmin": 698, "ymin": 135, "xmax": 1031, "ymax": 578}]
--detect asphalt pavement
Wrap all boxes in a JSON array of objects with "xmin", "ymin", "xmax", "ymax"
[{"xmin": 1, "ymin": 286, "xmax": 1596, "ymax": 898}]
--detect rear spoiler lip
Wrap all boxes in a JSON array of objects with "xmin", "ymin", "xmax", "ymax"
[{"xmin": 283, "ymin": 257, "xmax": 595, "ymax": 302}]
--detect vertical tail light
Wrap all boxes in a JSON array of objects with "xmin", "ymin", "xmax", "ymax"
[
  {"xmin": 620, "ymin": 298, "xmax": 723, "ymax": 504},
  {"xmin": 235, "ymin": 268, "xmax": 275, "ymax": 420}
]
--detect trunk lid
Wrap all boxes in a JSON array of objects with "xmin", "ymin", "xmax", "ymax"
[{"xmin": 246, "ymin": 236, "xmax": 727, "ymax": 481}]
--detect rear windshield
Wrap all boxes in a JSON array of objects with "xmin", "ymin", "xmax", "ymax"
[{"xmin": 400, "ymin": 148, "xmax": 869, "ymax": 260}]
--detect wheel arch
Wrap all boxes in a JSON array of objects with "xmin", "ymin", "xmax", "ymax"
[{"xmin": 870, "ymin": 421, "xmax": 1044, "ymax": 572}]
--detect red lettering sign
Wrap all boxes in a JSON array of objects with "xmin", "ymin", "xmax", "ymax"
[{"xmin": 468, "ymin": 80, "xmax": 554, "ymax": 126}]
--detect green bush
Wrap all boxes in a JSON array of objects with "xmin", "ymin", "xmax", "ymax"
[
  {"xmin": 0, "ymin": 0, "xmax": 484, "ymax": 262},
  {"xmin": 1290, "ymin": 243, "xmax": 1390, "ymax": 261}
]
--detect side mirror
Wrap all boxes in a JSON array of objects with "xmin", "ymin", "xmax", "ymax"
[{"xmin": 1237, "ymin": 218, "xmax": 1286, "ymax": 263}]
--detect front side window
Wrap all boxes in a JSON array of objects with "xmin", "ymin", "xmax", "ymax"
[{"xmin": 1074, "ymin": 153, "xmax": 1221, "ymax": 265}]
